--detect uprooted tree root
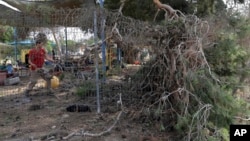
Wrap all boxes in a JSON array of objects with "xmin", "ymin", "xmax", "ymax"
[
  {"xmin": 65, "ymin": 15, "xmax": 214, "ymax": 141},
  {"xmin": 118, "ymin": 15, "xmax": 216, "ymax": 140},
  {"xmin": 92, "ymin": 4, "xmax": 216, "ymax": 139}
]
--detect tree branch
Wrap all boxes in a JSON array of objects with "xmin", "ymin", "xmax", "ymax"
[
  {"xmin": 62, "ymin": 111, "xmax": 123, "ymax": 140},
  {"xmin": 152, "ymin": 0, "xmax": 185, "ymax": 21}
]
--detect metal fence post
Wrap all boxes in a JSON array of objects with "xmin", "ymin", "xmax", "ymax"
[
  {"xmin": 94, "ymin": 11, "xmax": 101, "ymax": 113},
  {"xmin": 14, "ymin": 27, "xmax": 17, "ymax": 62},
  {"xmin": 65, "ymin": 27, "xmax": 68, "ymax": 59},
  {"xmin": 99, "ymin": 0, "xmax": 106, "ymax": 82}
]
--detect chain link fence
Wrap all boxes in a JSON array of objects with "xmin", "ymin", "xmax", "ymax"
[{"xmin": 0, "ymin": 6, "xmax": 146, "ymax": 114}]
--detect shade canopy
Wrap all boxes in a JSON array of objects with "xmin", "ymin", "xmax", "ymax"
[{"xmin": 9, "ymin": 39, "xmax": 35, "ymax": 46}]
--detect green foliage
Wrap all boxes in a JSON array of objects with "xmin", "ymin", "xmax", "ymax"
[
  {"xmin": 205, "ymin": 36, "xmax": 248, "ymax": 76},
  {"xmin": 103, "ymin": 1, "xmax": 247, "ymax": 141},
  {"xmin": 16, "ymin": 27, "xmax": 30, "ymax": 40},
  {"xmin": 104, "ymin": 0, "xmax": 191, "ymax": 22},
  {"xmin": 205, "ymin": 127, "xmax": 229, "ymax": 141},
  {"xmin": 104, "ymin": 0, "xmax": 226, "ymax": 20},
  {"xmin": 177, "ymin": 70, "xmax": 250, "ymax": 140},
  {"xmin": 84, "ymin": 37, "xmax": 96, "ymax": 46},
  {"xmin": 107, "ymin": 65, "xmax": 122, "ymax": 75},
  {"xmin": 219, "ymin": 128, "xmax": 230, "ymax": 141},
  {"xmin": 45, "ymin": 40, "xmax": 56, "ymax": 53},
  {"xmin": 164, "ymin": 0, "xmax": 191, "ymax": 13},
  {"xmin": 0, "ymin": 25, "xmax": 14, "ymax": 43},
  {"xmin": 227, "ymin": 12, "xmax": 246, "ymax": 29},
  {"xmin": 215, "ymin": 0, "xmax": 227, "ymax": 13},
  {"xmin": 205, "ymin": 15, "xmax": 250, "ymax": 94},
  {"xmin": 196, "ymin": 0, "xmax": 227, "ymax": 16},
  {"xmin": 234, "ymin": 0, "xmax": 245, "ymax": 4},
  {"xmin": 58, "ymin": 73, "xmax": 65, "ymax": 81},
  {"xmin": 61, "ymin": 40, "xmax": 77, "ymax": 52},
  {"xmin": 76, "ymin": 81, "xmax": 95, "ymax": 97},
  {"xmin": 188, "ymin": 72, "xmax": 241, "ymax": 127},
  {"xmin": 175, "ymin": 114, "xmax": 190, "ymax": 134},
  {"xmin": 0, "ymin": 45, "xmax": 14, "ymax": 60}
]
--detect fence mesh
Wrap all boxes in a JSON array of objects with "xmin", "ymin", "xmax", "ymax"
[{"xmin": 0, "ymin": 6, "xmax": 148, "ymax": 113}]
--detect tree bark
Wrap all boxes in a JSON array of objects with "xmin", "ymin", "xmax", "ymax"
[
  {"xmin": 50, "ymin": 28, "xmax": 62, "ymax": 58},
  {"xmin": 153, "ymin": 0, "xmax": 179, "ymax": 20}
]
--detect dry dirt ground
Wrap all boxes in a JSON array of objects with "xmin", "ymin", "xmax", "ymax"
[{"xmin": 0, "ymin": 69, "xmax": 170, "ymax": 141}]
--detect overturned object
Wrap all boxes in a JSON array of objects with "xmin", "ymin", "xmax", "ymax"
[
  {"xmin": 4, "ymin": 77, "xmax": 20, "ymax": 85},
  {"xmin": 66, "ymin": 104, "xmax": 91, "ymax": 112}
]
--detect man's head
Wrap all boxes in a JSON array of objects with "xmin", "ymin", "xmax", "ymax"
[{"xmin": 35, "ymin": 33, "xmax": 47, "ymax": 45}]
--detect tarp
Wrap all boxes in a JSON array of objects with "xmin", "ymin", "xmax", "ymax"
[{"xmin": 8, "ymin": 39, "xmax": 35, "ymax": 46}]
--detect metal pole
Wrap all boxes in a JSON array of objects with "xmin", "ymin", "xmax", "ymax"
[
  {"xmin": 94, "ymin": 11, "xmax": 101, "ymax": 113},
  {"xmin": 99, "ymin": 0, "xmax": 106, "ymax": 82},
  {"xmin": 14, "ymin": 27, "xmax": 17, "ymax": 62},
  {"xmin": 117, "ymin": 47, "xmax": 121, "ymax": 66},
  {"xmin": 65, "ymin": 27, "xmax": 68, "ymax": 59}
]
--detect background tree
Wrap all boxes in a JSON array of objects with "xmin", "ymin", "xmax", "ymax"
[
  {"xmin": 104, "ymin": 0, "xmax": 191, "ymax": 21},
  {"xmin": 104, "ymin": 0, "xmax": 227, "ymax": 20},
  {"xmin": 0, "ymin": 25, "xmax": 14, "ymax": 43}
]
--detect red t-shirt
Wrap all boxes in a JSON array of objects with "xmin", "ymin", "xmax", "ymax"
[{"xmin": 29, "ymin": 48, "xmax": 46, "ymax": 70}]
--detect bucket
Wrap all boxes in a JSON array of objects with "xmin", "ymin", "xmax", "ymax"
[
  {"xmin": 0, "ymin": 71, "xmax": 7, "ymax": 86},
  {"xmin": 45, "ymin": 76, "xmax": 59, "ymax": 89}
]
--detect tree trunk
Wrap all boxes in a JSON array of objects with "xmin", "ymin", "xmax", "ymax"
[
  {"xmin": 50, "ymin": 28, "xmax": 62, "ymax": 58},
  {"xmin": 153, "ymin": 0, "xmax": 179, "ymax": 20}
]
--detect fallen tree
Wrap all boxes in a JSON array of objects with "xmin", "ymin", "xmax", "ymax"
[{"xmin": 1, "ymin": 1, "xmax": 247, "ymax": 140}]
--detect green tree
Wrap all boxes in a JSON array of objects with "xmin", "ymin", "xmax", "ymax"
[
  {"xmin": 205, "ymin": 14, "xmax": 250, "ymax": 95},
  {"xmin": 64, "ymin": 40, "xmax": 77, "ymax": 52},
  {"xmin": 45, "ymin": 40, "xmax": 56, "ymax": 54},
  {"xmin": 105, "ymin": 0, "xmax": 157, "ymax": 21},
  {"xmin": 104, "ymin": 0, "xmax": 227, "ymax": 21},
  {"xmin": 0, "ymin": 25, "xmax": 14, "ymax": 43},
  {"xmin": 104, "ymin": 0, "xmax": 191, "ymax": 21}
]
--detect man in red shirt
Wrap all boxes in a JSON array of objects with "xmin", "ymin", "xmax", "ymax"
[{"xmin": 24, "ymin": 33, "xmax": 54, "ymax": 96}]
